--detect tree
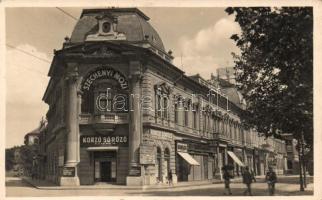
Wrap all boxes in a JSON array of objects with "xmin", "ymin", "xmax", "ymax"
[
  {"xmin": 226, "ymin": 7, "xmax": 313, "ymax": 191},
  {"xmin": 5, "ymin": 148, "xmax": 15, "ymax": 171}
]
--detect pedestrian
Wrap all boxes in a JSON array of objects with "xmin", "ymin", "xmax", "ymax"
[
  {"xmin": 222, "ymin": 166, "xmax": 233, "ymax": 195},
  {"xmin": 242, "ymin": 166, "xmax": 253, "ymax": 196},
  {"xmin": 265, "ymin": 166, "xmax": 277, "ymax": 195},
  {"xmin": 168, "ymin": 170, "xmax": 173, "ymax": 186},
  {"xmin": 250, "ymin": 169, "xmax": 256, "ymax": 182}
]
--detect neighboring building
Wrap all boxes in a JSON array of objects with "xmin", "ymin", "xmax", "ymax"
[
  {"xmin": 24, "ymin": 131, "xmax": 40, "ymax": 146},
  {"xmin": 282, "ymin": 133, "xmax": 300, "ymax": 174},
  {"xmin": 216, "ymin": 67, "xmax": 236, "ymax": 85},
  {"xmin": 39, "ymin": 8, "xmax": 286, "ymax": 186},
  {"xmin": 24, "ymin": 119, "xmax": 46, "ymax": 146}
]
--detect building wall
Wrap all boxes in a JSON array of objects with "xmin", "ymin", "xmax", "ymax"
[{"xmin": 39, "ymin": 37, "xmax": 287, "ymax": 186}]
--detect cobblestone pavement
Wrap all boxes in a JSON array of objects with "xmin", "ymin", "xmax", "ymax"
[{"xmin": 5, "ymin": 176, "xmax": 314, "ymax": 197}]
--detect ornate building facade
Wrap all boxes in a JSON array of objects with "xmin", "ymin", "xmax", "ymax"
[{"xmin": 39, "ymin": 8, "xmax": 286, "ymax": 186}]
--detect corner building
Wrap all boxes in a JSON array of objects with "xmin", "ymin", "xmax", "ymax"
[{"xmin": 41, "ymin": 8, "xmax": 286, "ymax": 186}]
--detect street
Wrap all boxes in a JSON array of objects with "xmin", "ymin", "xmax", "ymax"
[{"xmin": 5, "ymin": 176, "xmax": 313, "ymax": 197}]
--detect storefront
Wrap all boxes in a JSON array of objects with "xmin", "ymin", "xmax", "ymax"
[
  {"xmin": 176, "ymin": 141, "xmax": 216, "ymax": 182},
  {"xmin": 78, "ymin": 134, "xmax": 129, "ymax": 185}
]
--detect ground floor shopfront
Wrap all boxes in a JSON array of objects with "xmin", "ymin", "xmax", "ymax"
[{"xmin": 40, "ymin": 126, "xmax": 286, "ymax": 186}]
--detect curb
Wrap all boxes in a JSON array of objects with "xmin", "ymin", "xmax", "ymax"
[
  {"xmin": 22, "ymin": 177, "xmax": 272, "ymax": 191},
  {"xmin": 22, "ymin": 177, "xmax": 224, "ymax": 190}
]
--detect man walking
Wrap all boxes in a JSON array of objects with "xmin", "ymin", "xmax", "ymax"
[
  {"xmin": 265, "ymin": 166, "xmax": 277, "ymax": 195},
  {"xmin": 242, "ymin": 166, "xmax": 253, "ymax": 196},
  {"xmin": 222, "ymin": 166, "xmax": 233, "ymax": 195}
]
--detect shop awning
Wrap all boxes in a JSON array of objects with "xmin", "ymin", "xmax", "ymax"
[
  {"xmin": 177, "ymin": 152, "xmax": 200, "ymax": 166},
  {"xmin": 86, "ymin": 146, "xmax": 119, "ymax": 151},
  {"xmin": 227, "ymin": 151, "xmax": 245, "ymax": 167}
]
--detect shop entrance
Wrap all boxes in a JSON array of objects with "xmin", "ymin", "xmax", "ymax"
[
  {"xmin": 94, "ymin": 151, "xmax": 117, "ymax": 183},
  {"xmin": 100, "ymin": 161, "xmax": 112, "ymax": 182}
]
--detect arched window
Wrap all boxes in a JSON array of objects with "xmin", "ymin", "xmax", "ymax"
[{"xmin": 81, "ymin": 79, "xmax": 128, "ymax": 114}]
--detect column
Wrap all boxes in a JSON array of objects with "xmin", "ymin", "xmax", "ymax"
[
  {"xmin": 243, "ymin": 147, "xmax": 248, "ymax": 173},
  {"xmin": 60, "ymin": 68, "xmax": 80, "ymax": 186},
  {"xmin": 127, "ymin": 61, "xmax": 143, "ymax": 186}
]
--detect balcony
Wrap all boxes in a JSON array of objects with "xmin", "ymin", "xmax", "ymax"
[{"xmin": 79, "ymin": 113, "xmax": 129, "ymax": 125}]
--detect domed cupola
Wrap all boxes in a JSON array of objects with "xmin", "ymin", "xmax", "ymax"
[{"xmin": 70, "ymin": 8, "xmax": 166, "ymax": 54}]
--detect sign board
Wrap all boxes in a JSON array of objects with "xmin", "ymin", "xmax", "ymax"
[
  {"xmin": 140, "ymin": 145, "xmax": 155, "ymax": 165},
  {"xmin": 177, "ymin": 143, "xmax": 188, "ymax": 153},
  {"xmin": 62, "ymin": 167, "xmax": 75, "ymax": 177},
  {"xmin": 188, "ymin": 143, "xmax": 215, "ymax": 153},
  {"xmin": 82, "ymin": 67, "xmax": 129, "ymax": 91},
  {"xmin": 80, "ymin": 135, "xmax": 128, "ymax": 147}
]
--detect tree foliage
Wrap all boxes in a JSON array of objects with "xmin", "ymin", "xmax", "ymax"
[
  {"xmin": 226, "ymin": 7, "xmax": 313, "ymax": 147},
  {"xmin": 5, "ymin": 145, "xmax": 38, "ymax": 175}
]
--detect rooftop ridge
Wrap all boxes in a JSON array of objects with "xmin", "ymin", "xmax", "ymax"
[{"xmin": 80, "ymin": 7, "xmax": 150, "ymax": 21}]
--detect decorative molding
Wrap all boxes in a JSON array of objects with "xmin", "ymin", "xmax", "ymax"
[{"xmin": 86, "ymin": 13, "xmax": 126, "ymax": 41}]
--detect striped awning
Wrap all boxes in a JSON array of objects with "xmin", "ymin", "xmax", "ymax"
[
  {"xmin": 227, "ymin": 151, "xmax": 245, "ymax": 167},
  {"xmin": 178, "ymin": 152, "xmax": 200, "ymax": 166}
]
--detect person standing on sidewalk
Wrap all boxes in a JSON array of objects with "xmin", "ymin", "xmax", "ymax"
[
  {"xmin": 265, "ymin": 166, "xmax": 277, "ymax": 195},
  {"xmin": 222, "ymin": 166, "xmax": 233, "ymax": 195},
  {"xmin": 250, "ymin": 169, "xmax": 256, "ymax": 182},
  {"xmin": 242, "ymin": 166, "xmax": 253, "ymax": 196},
  {"xmin": 168, "ymin": 170, "xmax": 173, "ymax": 186}
]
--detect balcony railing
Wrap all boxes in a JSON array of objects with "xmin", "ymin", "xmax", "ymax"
[{"xmin": 79, "ymin": 113, "xmax": 129, "ymax": 124}]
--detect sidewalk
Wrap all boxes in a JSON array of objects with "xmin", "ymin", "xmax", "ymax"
[
  {"xmin": 22, "ymin": 175, "xmax": 309, "ymax": 191},
  {"xmin": 22, "ymin": 176, "xmax": 223, "ymax": 190}
]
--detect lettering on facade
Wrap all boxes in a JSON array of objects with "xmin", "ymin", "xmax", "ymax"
[
  {"xmin": 150, "ymin": 130, "xmax": 172, "ymax": 141},
  {"xmin": 82, "ymin": 67, "xmax": 128, "ymax": 91},
  {"xmin": 177, "ymin": 143, "xmax": 188, "ymax": 153},
  {"xmin": 80, "ymin": 135, "xmax": 128, "ymax": 147},
  {"xmin": 62, "ymin": 167, "xmax": 75, "ymax": 177},
  {"xmin": 140, "ymin": 145, "xmax": 156, "ymax": 165},
  {"xmin": 188, "ymin": 142, "xmax": 215, "ymax": 153}
]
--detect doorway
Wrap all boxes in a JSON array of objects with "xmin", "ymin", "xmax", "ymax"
[
  {"xmin": 100, "ymin": 161, "xmax": 112, "ymax": 182},
  {"xmin": 94, "ymin": 151, "xmax": 117, "ymax": 183}
]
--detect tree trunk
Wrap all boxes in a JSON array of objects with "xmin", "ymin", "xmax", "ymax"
[
  {"xmin": 298, "ymin": 138, "xmax": 305, "ymax": 191},
  {"xmin": 301, "ymin": 133, "xmax": 307, "ymax": 188}
]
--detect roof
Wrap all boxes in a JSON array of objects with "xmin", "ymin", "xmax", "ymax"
[
  {"xmin": 70, "ymin": 8, "xmax": 165, "ymax": 51},
  {"xmin": 222, "ymin": 87, "xmax": 246, "ymax": 109},
  {"xmin": 25, "ymin": 121, "xmax": 47, "ymax": 136}
]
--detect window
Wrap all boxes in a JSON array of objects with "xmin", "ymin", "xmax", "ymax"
[
  {"xmin": 33, "ymin": 138, "xmax": 39, "ymax": 145},
  {"xmin": 157, "ymin": 94, "xmax": 162, "ymax": 118},
  {"xmin": 102, "ymin": 22, "xmax": 111, "ymax": 33},
  {"xmin": 163, "ymin": 97, "xmax": 168, "ymax": 120},
  {"xmin": 203, "ymin": 112, "xmax": 207, "ymax": 133},
  {"xmin": 287, "ymin": 160, "xmax": 293, "ymax": 169},
  {"xmin": 184, "ymin": 106, "xmax": 189, "ymax": 127},
  {"xmin": 193, "ymin": 110, "xmax": 197, "ymax": 129},
  {"xmin": 175, "ymin": 103, "xmax": 179, "ymax": 124},
  {"xmin": 82, "ymin": 80, "xmax": 128, "ymax": 114},
  {"xmin": 207, "ymin": 114, "xmax": 211, "ymax": 132}
]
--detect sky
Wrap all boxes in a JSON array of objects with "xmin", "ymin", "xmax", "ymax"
[{"xmin": 5, "ymin": 7, "xmax": 240, "ymax": 148}]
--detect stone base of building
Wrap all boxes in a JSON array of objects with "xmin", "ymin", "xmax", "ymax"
[
  {"xmin": 126, "ymin": 176, "xmax": 143, "ymax": 186},
  {"xmin": 59, "ymin": 176, "xmax": 80, "ymax": 186}
]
